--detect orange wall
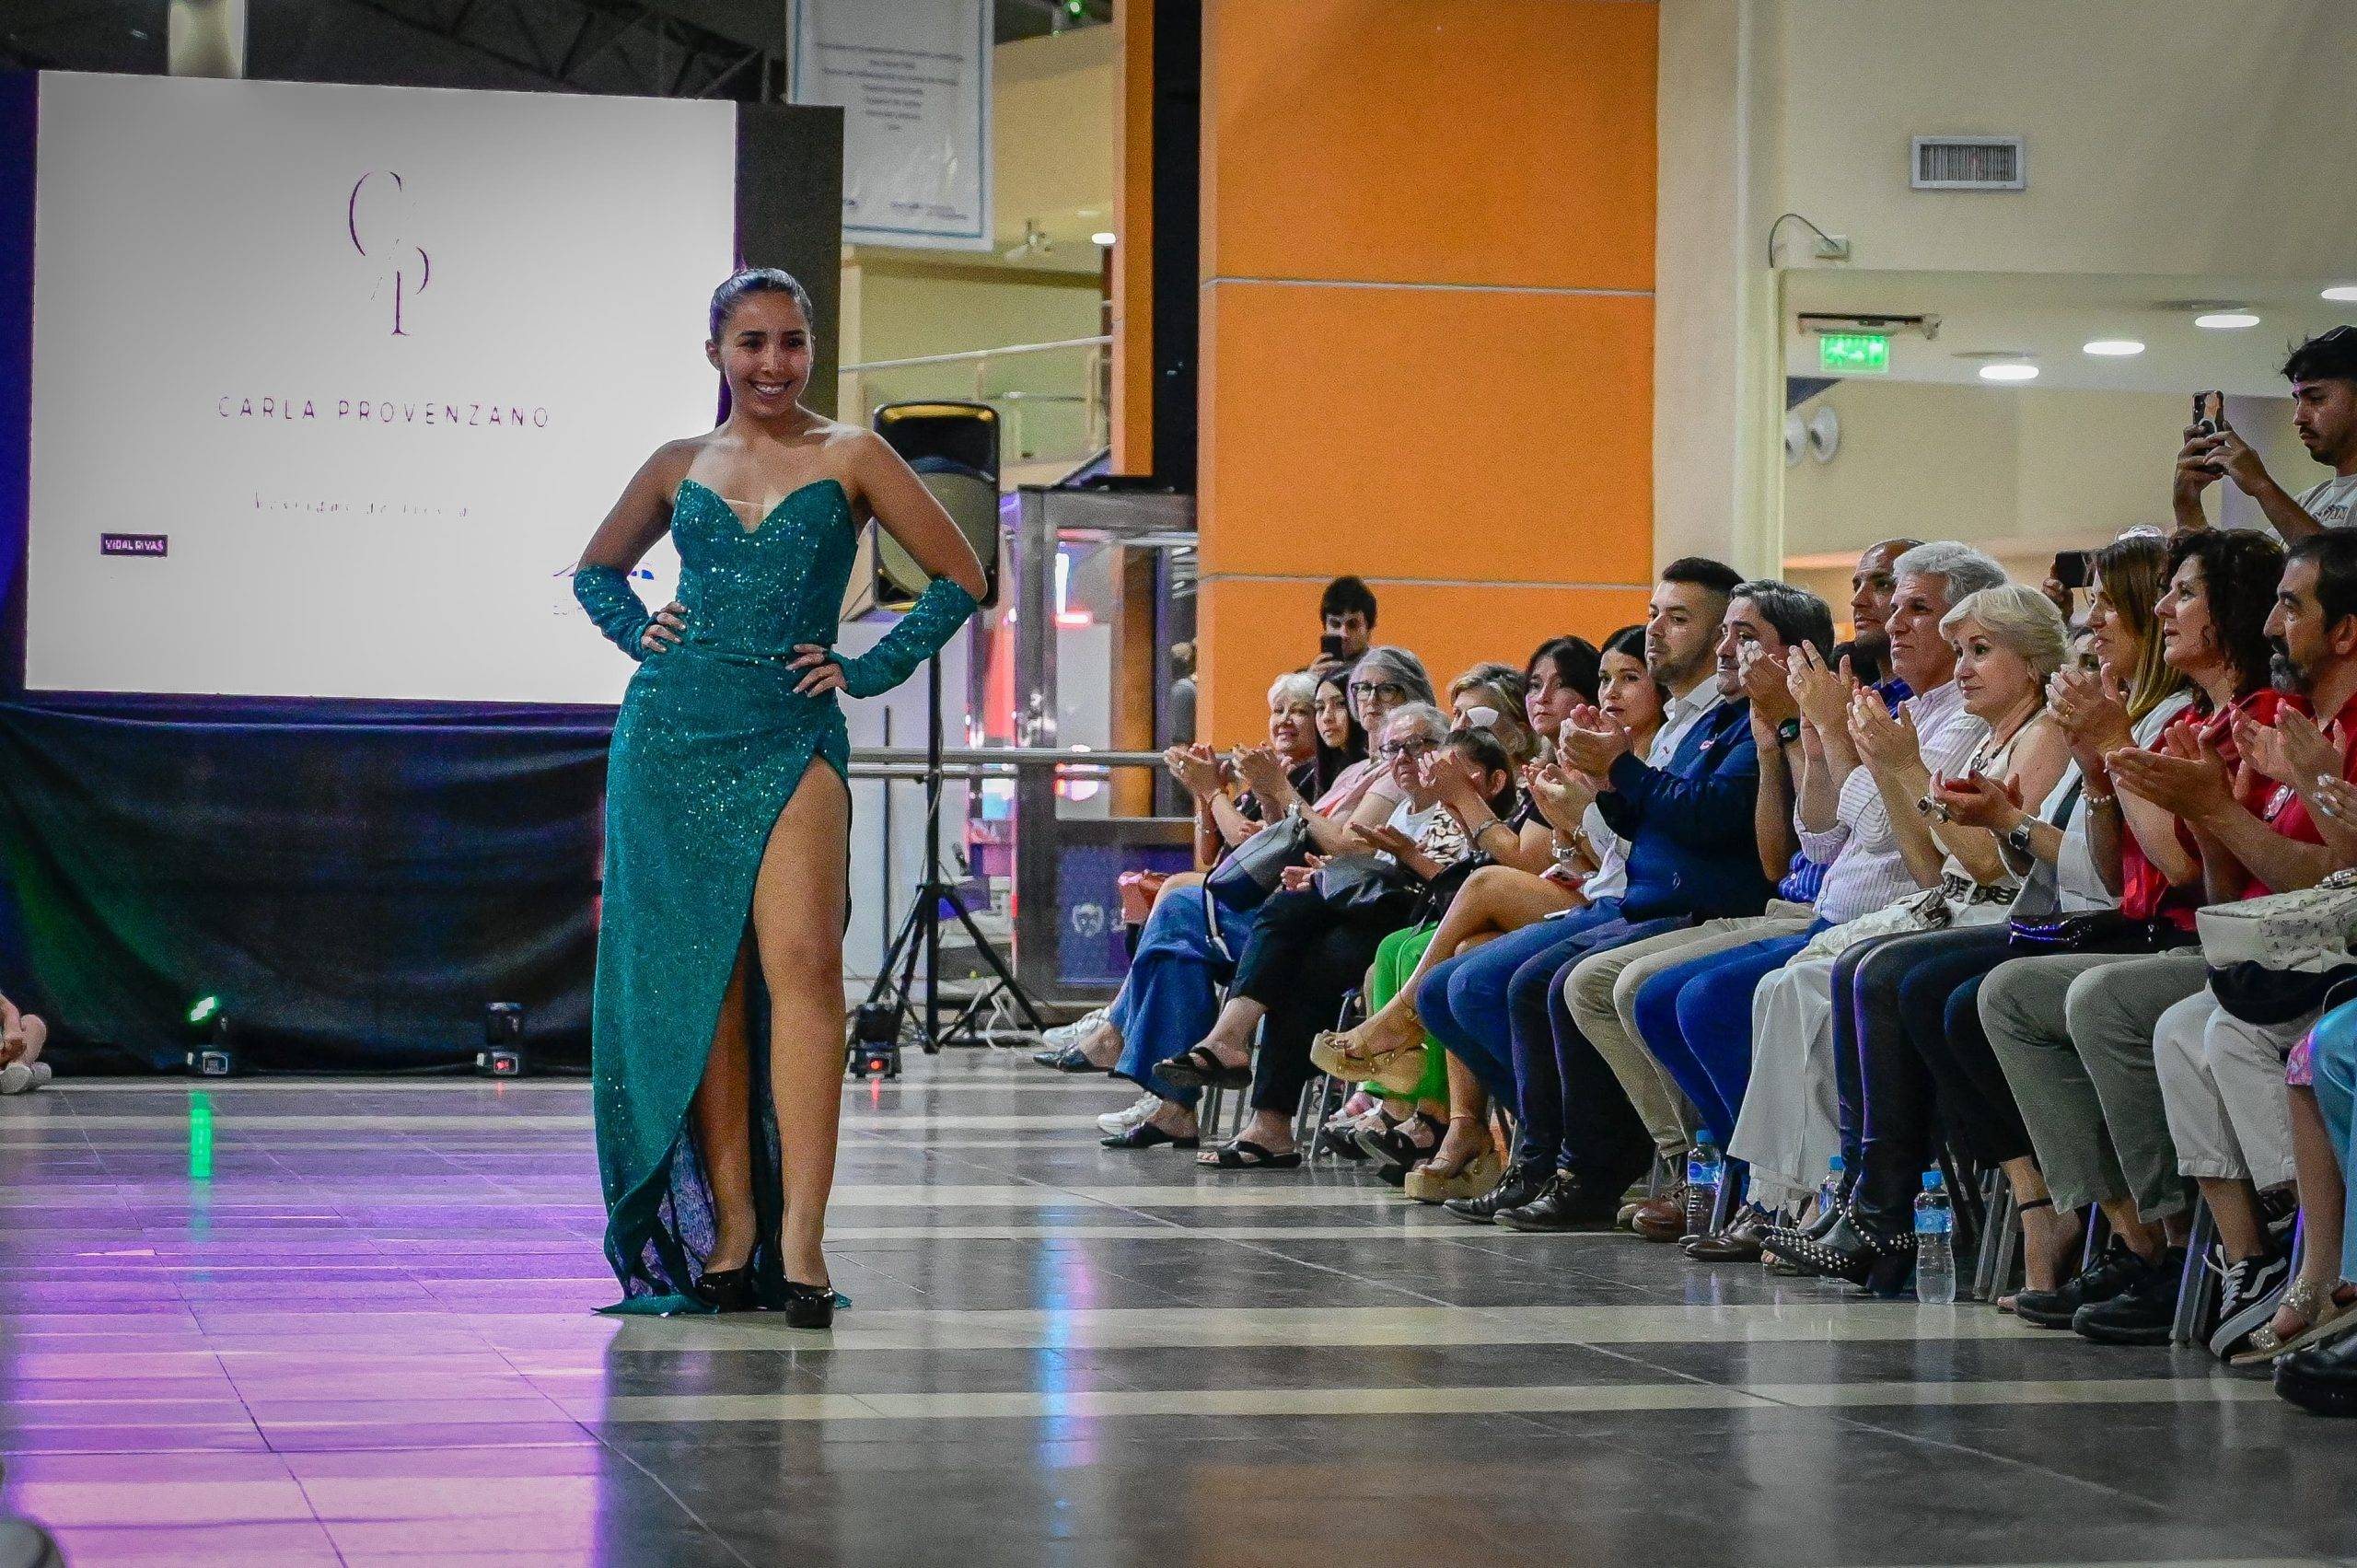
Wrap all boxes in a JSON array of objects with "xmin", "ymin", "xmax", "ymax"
[{"xmin": 1195, "ymin": 0, "xmax": 1659, "ymax": 743}]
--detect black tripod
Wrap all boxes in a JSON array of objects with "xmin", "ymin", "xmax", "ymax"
[{"xmin": 851, "ymin": 654, "xmax": 1045, "ymax": 1076}]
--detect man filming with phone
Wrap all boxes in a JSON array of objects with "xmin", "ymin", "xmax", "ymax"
[{"xmin": 2175, "ymin": 327, "xmax": 2357, "ymax": 539}]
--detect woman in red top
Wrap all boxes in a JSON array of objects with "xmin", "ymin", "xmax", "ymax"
[{"xmin": 1976, "ymin": 527, "xmax": 2287, "ymax": 1326}]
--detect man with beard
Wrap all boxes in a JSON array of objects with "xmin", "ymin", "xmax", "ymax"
[
  {"xmin": 2175, "ymin": 329, "xmax": 2357, "ymax": 538},
  {"xmin": 1840, "ymin": 538, "xmax": 1918, "ymax": 688},
  {"xmin": 1420, "ymin": 559, "xmax": 1769, "ymax": 1231},
  {"xmin": 2084, "ymin": 530, "xmax": 2357, "ymax": 1354}
]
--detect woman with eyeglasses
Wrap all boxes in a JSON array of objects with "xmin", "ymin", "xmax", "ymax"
[
  {"xmin": 1306, "ymin": 632, "xmax": 1658, "ymax": 1197},
  {"xmin": 1224, "ymin": 646, "xmax": 1435, "ymax": 858},
  {"xmin": 1155, "ymin": 704, "xmax": 1510, "ymax": 1168}
]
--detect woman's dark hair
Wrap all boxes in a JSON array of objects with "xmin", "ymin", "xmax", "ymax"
[
  {"xmin": 1526, "ymin": 635, "xmax": 1602, "ymax": 705},
  {"xmin": 2165, "ymin": 528, "xmax": 2286, "ymax": 701},
  {"xmin": 1446, "ymin": 724, "xmax": 1521, "ymax": 818},
  {"xmin": 1600, "ymin": 622, "xmax": 1666, "ymax": 702},
  {"xmin": 1310, "ymin": 670, "xmax": 1368, "ymax": 794},
  {"xmin": 709, "ymin": 268, "xmax": 815, "ymax": 340}
]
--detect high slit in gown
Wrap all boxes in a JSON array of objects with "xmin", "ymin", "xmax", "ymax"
[{"xmin": 572, "ymin": 475, "xmax": 976, "ymax": 1314}]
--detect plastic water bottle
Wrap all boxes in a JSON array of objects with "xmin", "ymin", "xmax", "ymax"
[
  {"xmin": 1914, "ymin": 1169, "xmax": 1956, "ymax": 1304},
  {"xmin": 1683, "ymin": 1132, "xmax": 1724, "ymax": 1239},
  {"xmin": 1817, "ymin": 1154, "xmax": 1846, "ymax": 1223}
]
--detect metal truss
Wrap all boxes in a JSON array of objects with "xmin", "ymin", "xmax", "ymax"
[{"xmin": 343, "ymin": 0, "xmax": 784, "ymax": 100}]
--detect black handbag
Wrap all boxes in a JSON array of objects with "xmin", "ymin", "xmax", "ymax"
[
  {"xmin": 1204, "ymin": 812, "xmax": 1313, "ymax": 912},
  {"xmin": 1311, "ymin": 853, "xmax": 1421, "ymax": 922}
]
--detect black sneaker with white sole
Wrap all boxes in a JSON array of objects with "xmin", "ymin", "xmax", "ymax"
[
  {"xmin": 2073, "ymin": 1246, "xmax": 2186, "ymax": 1345},
  {"xmin": 2207, "ymin": 1244, "xmax": 2294, "ymax": 1361},
  {"xmin": 2014, "ymin": 1239, "xmax": 2148, "ymax": 1330}
]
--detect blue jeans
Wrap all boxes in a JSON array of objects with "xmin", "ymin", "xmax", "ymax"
[
  {"xmin": 1631, "ymin": 926, "xmax": 1819, "ymax": 1145},
  {"xmin": 1419, "ymin": 901, "xmax": 1623, "ymax": 1111},
  {"xmin": 2303, "ymin": 1000, "xmax": 2357, "ymax": 1278},
  {"xmin": 1420, "ymin": 900, "xmax": 1676, "ymax": 1179},
  {"xmin": 1107, "ymin": 885, "xmax": 1256, "ymax": 1105}
]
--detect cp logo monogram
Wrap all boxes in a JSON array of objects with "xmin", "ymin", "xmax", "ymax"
[{"xmin": 348, "ymin": 171, "xmax": 430, "ymax": 337}]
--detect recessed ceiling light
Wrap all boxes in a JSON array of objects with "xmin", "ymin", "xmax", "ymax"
[
  {"xmin": 2083, "ymin": 339, "xmax": 2145, "ymax": 356},
  {"xmin": 2324, "ymin": 285, "xmax": 2357, "ymax": 303},
  {"xmin": 1979, "ymin": 363, "xmax": 2039, "ymax": 382},
  {"xmin": 2194, "ymin": 311, "xmax": 2261, "ymax": 330},
  {"xmin": 1090, "ymin": 231, "xmax": 1117, "ymax": 246}
]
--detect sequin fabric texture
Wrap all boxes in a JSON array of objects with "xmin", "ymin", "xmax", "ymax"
[{"xmin": 574, "ymin": 476, "xmax": 971, "ymax": 1313}]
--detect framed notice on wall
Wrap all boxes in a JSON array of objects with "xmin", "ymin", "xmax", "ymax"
[{"xmin": 789, "ymin": 0, "xmax": 992, "ymax": 250}]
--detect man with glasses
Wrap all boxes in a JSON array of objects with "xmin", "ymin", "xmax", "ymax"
[{"xmin": 2176, "ymin": 328, "xmax": 2357, "ymax": 539}]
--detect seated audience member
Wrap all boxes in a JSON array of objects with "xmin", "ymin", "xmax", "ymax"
[
  {"xmin": 1313, "ymin": 633, "xmax": 1630, "ymax": 1185},
  {"xmin": 0, "ymin": 993, "xmax": 50, "ymax": 1095},
  {"xmin": 1060, "ymin": 659, "xmax": 1404, "ymax": 1141},
  {"xmin": 1417, "ymin": 560, "xmax": 1769, "ymax": 1229},
  {"xmin": 1310, "ymin": 669, "xmax": 1372, "ymax": 796},
  {"xmin": 2174, "ymin": 327, "xmax": 2357, "ymax": 538},
  {"xmin": 1559, "ymin": 578, "xmax": 1838, "ymax": 1239},
  {"xmin": 1978, "ymin": 528, "xmax": 2291, "ymax": 1335},
  {"xmin": 1663, "ymin": 544, "xmax": 2000, "ymax": 1247},
  {"xmin": 1617, "ymin": 540, "xmax": 1917, "ymax": 1257},
  {"xmin": 1155, "ymin": 703, "xmax": 1503, "ymax": 1168},
  {"xmin": 1245, "ymin": 645, "xmax": 1438, "ymax": 857},
  {"xmin": 1877, "ymin": 535, "xmax": 2194, "ymax": 1305},
  {"xmin": 1321, "ymin": 650, "xmax": 1585, "ymax": 1180},
  {"xmin": 1765, "ymin": 582, "xmax": 2073, "ymax": 1289},
  {"xmin": 2092, "ymin": 530, "xmax": 2357, "ymax": 1354},
  {"xmin": 1525, "ymin": 635, "xmax": 1599, "ymax": 767},
  {"xmin": 1171, "ymin": 672, "xmax": 1326, "ymax": 870}
]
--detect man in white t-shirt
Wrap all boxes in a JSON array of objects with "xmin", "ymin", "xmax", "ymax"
[{"xmin": 2174, "ymin": 326, "xmax": 2357, "ymax": 539}]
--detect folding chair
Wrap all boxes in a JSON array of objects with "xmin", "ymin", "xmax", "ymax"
[{"xmin": 2171, "ymin": 1199, "xmax": 2218, "ymax": 1346}]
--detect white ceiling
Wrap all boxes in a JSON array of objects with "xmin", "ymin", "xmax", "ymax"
[{"xmin": 1784, "ymin": 271, "xmax": 2357, "ymax": 396}]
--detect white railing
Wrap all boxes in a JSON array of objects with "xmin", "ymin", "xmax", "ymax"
[{"xmin": 838, "ymin": 334, "xmax": 1111, "ymax": 465}]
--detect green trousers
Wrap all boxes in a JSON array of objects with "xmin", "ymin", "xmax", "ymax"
[{"xmin": 1364, "ymin": 923, "xmax": 1449, "ymax": 1106}]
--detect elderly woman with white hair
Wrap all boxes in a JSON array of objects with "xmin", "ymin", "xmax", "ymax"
[{"xmin": 1763, "ymin": 582, "xmax": 2076, "ymax": 1289}]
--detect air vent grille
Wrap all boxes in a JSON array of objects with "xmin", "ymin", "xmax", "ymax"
[{"xmin": 1911, "ymin": 136, "xmax": 2025, "ymax": 191}]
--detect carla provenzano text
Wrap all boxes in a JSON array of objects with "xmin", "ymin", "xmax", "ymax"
[{"xmin": 216, "ymin": 394, "xmax": 552, "ymax": 429}]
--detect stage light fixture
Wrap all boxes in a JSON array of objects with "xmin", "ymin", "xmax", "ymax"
[
  {"xmin": 848, "ymin": 1004, "xmax": 900, "ymax": 1080},
  {"xmin": 183, "ymin": 996, "xmax": 238, "ymax": 1076},
  {"xmin": 478, "ymin": 1003, "xmax": 527, "ymax": 1077}
]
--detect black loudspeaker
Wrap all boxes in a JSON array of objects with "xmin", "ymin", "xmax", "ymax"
[{"xmin": 871, "ymin": 401, "xmax": 1002, "ymax": 610}]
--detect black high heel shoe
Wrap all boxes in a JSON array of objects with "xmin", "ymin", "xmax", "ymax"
[
  {"xmin": 782, "ymin": 1279, "xmax": 838, "ymax": 1330},
  {"xmin": 1770, "ymin": 1214, "xmax": 1912, "ymax": 1294},
  {"xmin": 691, "ymin": 1264, "xmax": 758, "ymax": 1314}
]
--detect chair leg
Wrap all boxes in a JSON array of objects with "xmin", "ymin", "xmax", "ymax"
[
  {"xmin": 2172, "ymin": 1200, "xmax": 2218, "ymax": 1346},
  {"xmin": 1973, "ymin": 1169, "xmax": 2018, "ymax": 1305}
]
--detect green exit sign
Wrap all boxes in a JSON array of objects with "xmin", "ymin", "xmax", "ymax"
[{"xmin": 1819, "ymin": 332, "xmax": 1890, "ymax": 374}]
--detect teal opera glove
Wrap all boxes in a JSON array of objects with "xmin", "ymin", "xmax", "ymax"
[
  {"xmin": 835, "ymin": 576, "xmax": 980, "ymax": 698},
  {"xmin": 574, "ymin": 564, "xmax": 655, "ymax": 661}
]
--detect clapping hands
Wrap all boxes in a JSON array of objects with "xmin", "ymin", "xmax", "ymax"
[
  {"xmin": 1848, "ymin": 689, "xmax": 1922, "ymax": 773},
  {"xmin": 1555, "ymin": 704, "xmax": 1632, "ymax": 775},
  {"xmin": 1279, "ymin": 854, "xmax": 1329, "ymax": 894},
  {"xmin": 1788, "ymin": 645, "xmax": 1856, "ymax": 738}
]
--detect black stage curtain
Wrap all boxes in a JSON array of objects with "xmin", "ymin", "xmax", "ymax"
[{"xmin": 0, "ymin": 698, "xmax": 612, "ymax": 1072}]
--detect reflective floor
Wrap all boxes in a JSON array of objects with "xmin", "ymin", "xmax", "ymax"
[{"xmin": 3, "ymin": 1057, "xmax": 2354, "ymax": 1566}]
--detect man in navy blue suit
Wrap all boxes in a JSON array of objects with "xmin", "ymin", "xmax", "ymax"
[{"xmin": 1423, "ymin": 558, "xmax": 1770, "ymax": 1231}]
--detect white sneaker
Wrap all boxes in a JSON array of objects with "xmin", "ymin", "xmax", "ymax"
[
  {"xmin": 0, "ymin": 1063, "xmax": 29, "ymax": 1095},
  {"xmin": 29, "ymin": 1063, "xmax": 49, "ymax": 1089},
  {"xmin": 1042, "ymin": 1009, "xmax": 1109, "ymax": 1051},
  {"xmin": 1097, "ymin": 1092, "xmax": 1157, "ymax": 1135}
]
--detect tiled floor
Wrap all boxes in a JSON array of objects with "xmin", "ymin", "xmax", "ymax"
[{"xmin": 4, "ymin": 1060, "xmax": 2355, "ymax": 1567}]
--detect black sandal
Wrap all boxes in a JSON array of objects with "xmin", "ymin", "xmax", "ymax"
[
  {"xmin": 1155, "ymin": 1044, "xmax": 1252, "ymax": 1090},
  {"xmin": 1101, "ymin": 1121, "xmax": 1200, "ymax": 1151},
  {"xmin": 1355, "ymin": 1110, "xmax": 1444, "ymax": 1172},
  {"xmin": 1198, "ymin": 1139, "xmax": 1302, "ymax": 1171}
]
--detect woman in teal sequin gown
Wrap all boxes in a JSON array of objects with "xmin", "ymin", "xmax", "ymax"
[{"xmin": 571, "ymin": 271, "xmax": 985, "ymax": 1323}]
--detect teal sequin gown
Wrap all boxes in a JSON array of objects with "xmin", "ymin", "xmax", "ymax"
[{"xmin": 573, "ymin": 476, "xmax": 976, "ymax": 1315}]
